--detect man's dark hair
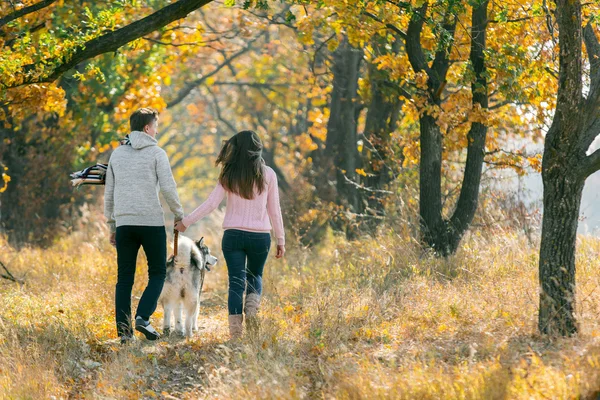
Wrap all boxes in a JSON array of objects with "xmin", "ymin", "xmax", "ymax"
[{"xmin": 130, "ymin": 108, "xmax": 159, "ymax": 132}]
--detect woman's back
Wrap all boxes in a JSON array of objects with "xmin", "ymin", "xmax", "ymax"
[{"xmin": 182, "ymin": 165, "xmax": 285, "ymax": 245}]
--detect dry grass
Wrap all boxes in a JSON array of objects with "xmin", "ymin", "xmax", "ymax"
[{"xmin": 3, "ymin": 222, "xmax": 600, "ymax": 399}]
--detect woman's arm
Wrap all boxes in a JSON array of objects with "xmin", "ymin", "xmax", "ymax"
[
  {"xmin": 266, "ymin": 170, "xmax": 285, "ymax": 246},
  {"xmin": 181, "ymin": 183, "xmax": 226, "ymax": 228}
]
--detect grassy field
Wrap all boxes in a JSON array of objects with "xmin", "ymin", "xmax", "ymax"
[{"xmin": 3, "ymin": 221, "xmax": 600, "ymax": 399}]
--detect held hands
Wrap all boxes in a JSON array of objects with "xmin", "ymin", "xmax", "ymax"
[
  {"xmin": 174, "ymin": 220, "xmax": 187, "ymax": 233},
  {"xmin": 276, "ymin": 244, "xmax": 285, "ymax": 259}
]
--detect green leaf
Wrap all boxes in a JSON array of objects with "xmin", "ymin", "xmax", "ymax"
[{"xmin": 285, "ymin": 11, "xmax": 296, "ymax": 23}]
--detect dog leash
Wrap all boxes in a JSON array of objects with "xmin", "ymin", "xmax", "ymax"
[{"xmin": 173, "ymin": 227, "xmax": 179, "ymax": 257}]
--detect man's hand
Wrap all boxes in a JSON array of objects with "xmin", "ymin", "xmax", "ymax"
[
  {"xmin": 175, "ymin": 220, "xmax": 187, "ymax": 233},
  {"xmin": 275, "ymin": 244, "xmax": 285, "ymax": 259},
  {"xmin": 110, "ymin": 232, "xmax": 116, "ymax": 247}
]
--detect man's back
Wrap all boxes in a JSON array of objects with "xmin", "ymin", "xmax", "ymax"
[{"xmin": 104, "ymin": 131, "xmax": 183, "ymax": 231}]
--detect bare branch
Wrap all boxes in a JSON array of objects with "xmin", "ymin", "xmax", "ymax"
[
  {"xmin": 582, "ymin": 146, "xmax": 600, "ymax": 177},
  {"xmin": 166, "ymin": 31, "xmax": 265, "ymax": 108},
  {"xmin": 488, "ymin": 16, "xmax": 537, "ymax": 24},
  {"xmin": 341, "ymin": 172, "xmax": 394, "ymax": 194},
  {"xmin": 0, "ymin": 260, "xmax": 24, "ymax": 285},
  {"xmin": 212, "ymin": 81, "xmax": 291, "ymax": 88}
]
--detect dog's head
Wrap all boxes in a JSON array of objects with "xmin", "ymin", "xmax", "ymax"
[
  {"xmin": 195, "ymin": 237, "xmax": 218, "ymax": 271},
  {"xmin": 167, "ymin": 235, "xmax": 218, "ymax": 273}
]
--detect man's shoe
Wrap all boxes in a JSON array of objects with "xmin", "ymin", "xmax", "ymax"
[{"xmin": 135, "ymin": 316, "xmax": 160, "ymax": 340}]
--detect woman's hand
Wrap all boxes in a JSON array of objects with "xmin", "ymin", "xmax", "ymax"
[
  {"xmin": 110, "ymin": 232, "xmax": 116, "ymax": 247},
  {"xmin": 175, "ymin": 220, "xmax": 187, "ymax": 233},
  {"xmin": 276, "ymin": 244, "xmax": 285, "ymax": 259}
]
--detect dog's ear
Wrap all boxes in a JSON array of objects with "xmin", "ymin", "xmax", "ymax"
[
  {"xmin": 195, "ymin": 237, "xmax": 204, "ymax": 248},
  {"xmin": 190, "ymin": 245, "xmax": 204, "ymax": 270}
]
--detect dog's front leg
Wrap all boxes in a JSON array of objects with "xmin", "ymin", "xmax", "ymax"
[{"xmin": 175, "ymin": 303, "xmax": 184, "ymax": 335}]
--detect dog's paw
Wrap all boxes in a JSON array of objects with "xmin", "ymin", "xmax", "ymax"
[
  {"xmin": 174, "ymin": 330, "xmax": 185, "ymax": 337},
  {"xmin": 163, "ymin": 327, "xmax": 171, "ymax": 337}
]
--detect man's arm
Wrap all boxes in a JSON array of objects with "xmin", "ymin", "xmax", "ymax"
[
  {"xmin": 156, "ymin": 149, "xmax": 184, "ymax": 221},
  {"xmin": 104, "ymin": 160, "xmax": 116, "ymax": 236}
]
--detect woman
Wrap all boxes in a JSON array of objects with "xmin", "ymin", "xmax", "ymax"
[{"xmin": 175, "ymin": 130, "xmax": 285, "ymax": 339}]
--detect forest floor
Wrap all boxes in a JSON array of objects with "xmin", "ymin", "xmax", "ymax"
[{"xmin": 3, "ymin": 225, "xmax": 600, "ymax": 399}]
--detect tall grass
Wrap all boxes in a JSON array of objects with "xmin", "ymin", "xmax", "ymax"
[{"xmin": 2, "ymin": 215, "xmax": 600, "ymax": 398}]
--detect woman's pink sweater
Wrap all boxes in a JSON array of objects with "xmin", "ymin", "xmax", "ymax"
[{"xmin": 181, "ymin": 166, "xmax": 285, "ymax": 245}]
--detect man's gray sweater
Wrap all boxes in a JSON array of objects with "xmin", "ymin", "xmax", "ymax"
[{"xmin": 104, "ymin": 131, "xmax": 184, "ymax": 233}]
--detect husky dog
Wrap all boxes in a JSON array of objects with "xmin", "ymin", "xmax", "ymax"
[{"xmin": 159, "ymin": 235, "xmax": 218, "ymax": 338}]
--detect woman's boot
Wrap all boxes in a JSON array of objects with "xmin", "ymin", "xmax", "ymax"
[
  {"xmin": 244, "ymin": 293, "xmax": 261, "ymax": 333},
  {"xmin": 228, "ymin": 314, "xmax": 243, "ymax": 340}
]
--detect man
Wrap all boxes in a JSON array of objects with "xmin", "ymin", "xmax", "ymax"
[{"xmin": 104, "ymin": 107, "xmax": 183, "ymax": 343}]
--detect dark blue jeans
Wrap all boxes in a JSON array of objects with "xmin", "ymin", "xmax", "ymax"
[
  {"xmin": 221, "ymin": 229, "xmax": 271, "ymax": 315},
  {"xmin": 115, "ymin": 225, "xmax": 167, "ymax": 337}
]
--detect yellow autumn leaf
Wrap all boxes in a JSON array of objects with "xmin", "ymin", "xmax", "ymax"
[
  {"xmin": 327, "ymin": 38, "xmax": 339, "ymax": 52},
  {"xmin": 355, "ymin": 168, "xmax": 367, "ymax": 177},
  {"xmin": 527, "ymin": 154, "xmax": 543, "ymax": 172}
]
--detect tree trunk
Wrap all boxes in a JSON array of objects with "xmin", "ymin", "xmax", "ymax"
[
  {"xmin": 419, "ymin": 113, "xmax": 447, "ymax": 252},
  {"xmin": 537, "ymin": 0, "xmax": 585, "ymax": 336},
  {"xmin": 313, "ymin": 36, "xmax": 362, "ymax": 235},
  {"xmin": 446, "ymin": 1, "xmax": 489, "ymax": 253},
  {"xmin": 325, "ymin": 37, "xmax": 362, "ymax": 213},
  {"xmin": 406, "ymin": 2, "xmax": 488, "ymax": 256},
  {"xmin": 360, "ymin": 37, "xmax": 403, "ymax": 231},
  {"xmin": 538, "ymin": 168, "xmax": 583, "ymax": 335}
]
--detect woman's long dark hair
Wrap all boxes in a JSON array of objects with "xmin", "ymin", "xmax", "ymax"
[{"xmin": 216, "ymin": 130, "xmax": 266, "ymax": 200}]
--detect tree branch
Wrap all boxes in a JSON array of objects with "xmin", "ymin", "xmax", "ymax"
[
  {"xmin": 341, "ymin": 173, "xmax": 393, "ymax": 194},
  {"xmin": 582, "ymin": 146, "xmax": 600, "ymax": 177},
  {"xmin": 9, "ymin": 0, "xmax": 214, "ymax": 87},
  {"xmin": 405, "ymin": 4, "xmax": 430, "ymax": 75},
  {"xmin": 580, "ymin": 21, "xmax": 600, "ymax": 152},
  {"xmin": 553, "ymin": 0, "xmax": 582, "ymax": 119},
  {"xmin": 212, "ymin": 81, "xmax": 291, "ymax": 88},
  {"xmin": 361, "ymin": 11, "xmax": 406, "ymax": 39},
  {"xmin": 448, "ymin": 0, "xmax": 489, "ymax": 241},
  {"xmin": 488, "ymin": 16, "xmax": 537, "ymax": 24},
  {"xmin": 0, "ymin": 260, "xmax": 24, "ymax": 285},
  {"xmin": 430, "ymin": 8, "xmax": 459, "ymax": 97},
  {"xmin": 0, "ymin": 0, "xmax": 56, "ymax": 29},
  {"xmin": 166, "ymin": 32, "xmax": 264, "ymax": 108},
  {"xmin": 4, "ymin": 20, "xmax": 46, "ymax": 48},
  {"xmin": 583, "ymin": 20, "xmax": 600, "ymax": 95}
]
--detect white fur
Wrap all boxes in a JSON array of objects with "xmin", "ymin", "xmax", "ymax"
[{"xmin": 159, "ymin": 235, "xmax": 217, "ymax": 338}]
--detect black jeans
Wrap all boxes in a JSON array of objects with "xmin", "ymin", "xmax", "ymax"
[
  {"xmin": 221, "ymin": 229, "xmax": 271, "ymax": 315},
  {"xmin": 115, "ymin": 225, "xmax": 167, "ymax": 337}
]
